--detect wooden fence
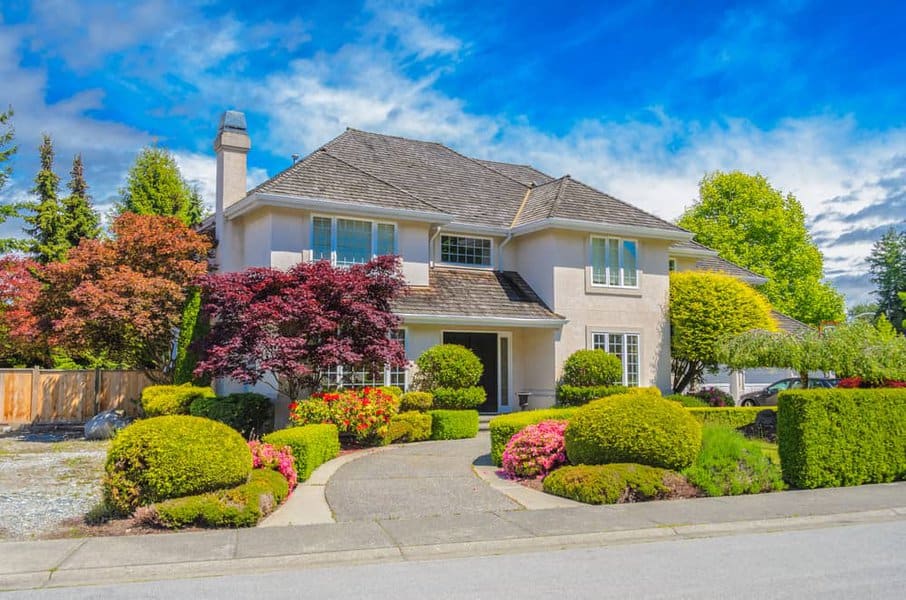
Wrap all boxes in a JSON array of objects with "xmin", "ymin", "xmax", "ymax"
[{"xmin": 1, "ymin": 368, "xmax": 152, "ymax": 425}]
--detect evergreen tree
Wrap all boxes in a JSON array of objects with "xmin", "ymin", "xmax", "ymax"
[
  {"xmin": 116, "ymin": 147, "xmax": 206, "ymax": 226},
  {"xmin": 22, "ymin": 134, "xmax": 68, "ymax": 263},
  {"xmin": 867, "ymin": 227, "xmax": 906, "ymax": 334},
  {"xmin": 62, "ymin": 154, "xmax": 100, "ymax": 246},
  {"xmin": 0, "ymin": 107, "xmax": 21, "ymax": 253}
]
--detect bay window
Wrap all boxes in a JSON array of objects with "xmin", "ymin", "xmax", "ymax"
[{"xmin": 591, "ymin": 237, "xmax": 638, "ymax": 287}]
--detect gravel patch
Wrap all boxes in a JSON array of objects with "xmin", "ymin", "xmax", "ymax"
[{"xmin": 0, "ymin": 433, "xmax": 108, "ymax": 540}]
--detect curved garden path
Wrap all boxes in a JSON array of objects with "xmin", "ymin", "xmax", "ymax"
[{"xmin": 325, "ymin": 432, "xmax": 522, "ymax": 521}]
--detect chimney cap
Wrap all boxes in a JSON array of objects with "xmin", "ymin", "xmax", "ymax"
[{"xmin": 219, "ymin": 110, "xmax": 247, "ymax": 133}]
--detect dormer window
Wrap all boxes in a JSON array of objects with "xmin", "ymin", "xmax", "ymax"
[
  {"xmin": 591, "ymin": 237, "xmax": 639, "ymax": 287},
  {"xmin": 312, "ymin": 216, "xmax": 396, "ymax": 266},
  {"xmin": 440, "ymin": 235, "xmax": 492, "ymax": 267}
]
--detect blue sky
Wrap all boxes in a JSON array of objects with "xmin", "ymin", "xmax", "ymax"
[{"xmin": 1, "ymin": 0, "xmax": 905, "ymax": 304}]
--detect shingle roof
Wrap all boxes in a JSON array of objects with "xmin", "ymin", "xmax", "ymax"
[
  {"xmin": 772, "ymin": 310, "xmax": 813, "ymax": 335},
  {"xmin": 694, "ymin": 255, "xmax": 768, "ymax": 284},
  {"xmin": 393, "ymin": 268, "xmax": 563, "ymax": 321},
  {"xmin": 250, "ymin": 150, "xmax": 442, "ymax": 213},
  {"xmin": 246, "ymin": 128, "xmax": 690, "ymax": 234},
  {"xmin": 671, "ymin": 239, "xmax": 715, "ymax": 253}
]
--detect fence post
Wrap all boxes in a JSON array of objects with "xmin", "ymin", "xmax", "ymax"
[
  {"xmin": 30, "ymin": 365, "xmax": 40, "ymax": 423},
  {"xmin": 94, "ymin": 367, "xmax": 102, "ymax": 415}
]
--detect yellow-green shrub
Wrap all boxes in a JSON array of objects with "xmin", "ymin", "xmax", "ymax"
[
  {"xmin": 103, "ymin": 415, "xmax": 252, "ymax": 514},
  {"xmin": 141, "ymin": 384, "xmax": 215, "ymax": 417},
  {"xmin": 428, "ymin": 410, "xmax": 479, "ymax": 440},
  {"xmin": 388, "ymin": 411, "xmax": 432, "ymax": 443},
  {"xmin": 543, "ymin": 463, "xmax": 674, "ymax": 504},
  {"xmin": 262, "ymin": 424, "xmax": 340, "ymax": 482},
  {"xmin": 687, "ymin": 407, "xmax": 774, "ymax": 429},
  {"xmin": 565, "ymin": 393, "xmax": 701, "ymax": 470},
  {"xmin": 400, "ymin": 391, "xmax": 433, "ymax": 412}
]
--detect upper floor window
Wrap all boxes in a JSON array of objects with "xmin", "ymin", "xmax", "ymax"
[
  {"xmin": 440, "ymin": 235, "xmax": 492, "ymax": 267},
  {"xmin": 591, "ymin": 237, "xmax": 638, "ymax": 287},
  {"xmin": 312, "ymin": 216, "xmax": 396, "ymax": 266},
  {"xmin": 668, "ymin": 257, "xmax": 677, "ymax": 272}
]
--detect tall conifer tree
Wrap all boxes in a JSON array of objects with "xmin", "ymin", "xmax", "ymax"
[
  {"xmin": 22, "ymin": 134, "xmax": 68, "ymax": 263},
  {"xmin": 62, "ymin": 154, "xmax": 100, "ymax": 246}
]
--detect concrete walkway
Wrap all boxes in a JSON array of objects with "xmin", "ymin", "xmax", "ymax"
[
  {"xmin": 2, "ymin": 482, "xmax": 905, "ymax": 592},
  {"xmin": 325, "ymin": 432, "xmax": 521, "ymax": 521}
]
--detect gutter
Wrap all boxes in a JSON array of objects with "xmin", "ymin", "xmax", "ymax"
[
  {"xmin": 509, "ymin": 218, "xmax": 694, "ymax": 242},
  {"xmin": 396, "ymin": 313, "xmax": 567, "ymax": 329}
]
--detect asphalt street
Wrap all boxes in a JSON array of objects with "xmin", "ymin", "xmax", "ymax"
[{"xmin": 10, "ymin": 520, "xmax": 905, "ymax": 599}]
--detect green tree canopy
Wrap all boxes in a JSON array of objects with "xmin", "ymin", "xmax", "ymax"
[
  {"xmin": 0, "ymin": 107, "xmax": 21, "ymax": 253},
  {"xmin": 678, "ymin": 171, "xmax": 845, "ymax": 326},
  {"xmin": 61, "ymin": 154, "xmax": 100, "ymax": 246},
  {"xmin": 670, "ymin": 271, "xmax": 777, "ymax": 393},
  {"xmin": 22, "ymin": 134, "xmax": 68, "ymax": 263},
  {"xmin": 867, "ymin": 228, "xmax": 906, "ymax": 334},
  {"xmin": 116, "ymin": 147, "xmax": 205, "ymax": 226}
]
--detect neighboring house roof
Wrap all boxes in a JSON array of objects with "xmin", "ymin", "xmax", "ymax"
[
  {"xmin": 771, "ymin": 310, "xmax": 813, "ymax": 335},
  {"xmin": 393, "ymin": 268, "xmax": 565, "ymax": 327},
  {"xmin": 669, "ymin": 239, "xmax": 717, "ymax": 257},
  {"xmin": 239, "ymin": 127, "xmax": 690, "ymax": 237},
  {"xmin": 694, "ymin": 255, "xmax": 769, "ymax": 285}
]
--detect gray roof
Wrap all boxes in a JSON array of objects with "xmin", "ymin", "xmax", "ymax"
[
  {"xmin": 393, "ymin": 268, "xmax": 563, "ymax": 321},
  {"xmin": 247, "ymin": 128, "xmax": 689, "ymax": 234},
  {"xmin": 772, "ymin": 311, "xmax": 813, "ymax": 335},
  {"xmin": 694, "ymin": 255, "xmax": 768, "ymax": 284},
  {"xmin": 671, "ymin": 239, "xmax": 715, "ymax": 253}
]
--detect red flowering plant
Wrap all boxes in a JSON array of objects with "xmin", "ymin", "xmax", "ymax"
[
  {"xmin": 290, "ymin": 387, "xmax": 400, "ymax": 446},
  {"xmin": 248, "ymin": 440, "xmax": 298, "ymax": 490},
  {"xmin": 501, "ymin": 420, "xmax": 568, "ymax": 479}
]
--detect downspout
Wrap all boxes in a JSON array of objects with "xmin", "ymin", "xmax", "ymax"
[
  {"xmin": 497, "ymin": 233, "xmax": 513, "ymax": 271},
  {"xmin": 429, "ymin": 225, "xmax": 443, "ymax": 267}
]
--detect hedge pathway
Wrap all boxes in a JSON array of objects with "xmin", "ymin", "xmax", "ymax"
[{"xmin": 325, "ymin": 432, "xmax": 521, "ymax": 521}]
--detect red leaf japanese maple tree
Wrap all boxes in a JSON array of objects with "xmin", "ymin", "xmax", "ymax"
[
  {"xmin": 0, "ymin": 256, "xmax": 46, "ymax": 366},
  {"xmin": 195, "ymin": 255, "xmax": 407, "ymax": 400}
]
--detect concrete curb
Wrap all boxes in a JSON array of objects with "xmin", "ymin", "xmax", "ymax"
[
  {"xmin": 3, "ymin": 507, "xmax": 904, "ymax": 592},
  {"xmin": 259, "ymin": 446, "xmax": 396, "ymax": 527},
  {"xmin": 472, "ymin": 465, "xmax": 584, "ymax": 510}
]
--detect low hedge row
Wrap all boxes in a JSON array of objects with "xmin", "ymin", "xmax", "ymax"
[
  {"xmin": 489, "ymin": 408, "xmax": 577, "ymax": 466},
  {"xmin": 262, "ymin": 424, "xmax": 340, "ymax": 482},
  {"xmin": 778, "ymin": 389, "xmax": 906, "ymax": 488},
  {"xmin": 389, "ymin": 411, "xmax": 432, "ymax": 443},
  {"xmin": 145, "ymin": 468, "xmax": 289, "ymax": 529},
  {"xmin": 141, "ymin": 384, "xmax": 215, "ymax": 417},
  {"xmin": 189, "ymin": 393, "xmax": 274, "ymax": 439},
  {"xmin": 543, "ymin": 463, "xmax": 674, "ymax": 505},
  {"xmin": 432, "ymin": 386, "xmax": 486, "ymax": 409},
  {"xmin": 687, "ymin": 407, "xmax": 773, "ymax": 429},
  {"xmin": 428, "ymin": 410, "xmax": 479, "ymax": 440},
  {"xmin": 556, "ymin": 385, "xmax": 660, "ymax": 407}
]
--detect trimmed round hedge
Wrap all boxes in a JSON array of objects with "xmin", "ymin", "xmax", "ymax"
[
  {"xmin": 103, "ymin": 415, "xmax": 252, "ymax": 515},
  {"xmin": 414, "ymin": 344, "xmax": 483, "ymax": 389},
  {"xmin": 141, "ymin": 384, "xmax": 215, "ymax": 417},
  {"xmin": 543, "ymin": 463, "xmax": 674, "ymax": 505},
  {"xmin": 431, "ymin": 386, "xmax": 486, "ymax": 409},
  {"xmin": 565, "ymin": 393, "xmax": 702, "ymax": 470},
  {"xmin": 389, "ymin": 411, "xmax": 433, "ymax": 443},
  {"xmin": 560, "ymin": 350, "xmax": 623, "ymax": 387}
]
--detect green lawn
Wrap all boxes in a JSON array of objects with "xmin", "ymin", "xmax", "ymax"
[{"xmin": 753, "ymin": 440, "xmax": 780, "ymax": 465}]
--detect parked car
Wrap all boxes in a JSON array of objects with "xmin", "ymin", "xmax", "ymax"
[{"xmin": 739, "ymin": 378, "xmax": 837, "ymax": 407}]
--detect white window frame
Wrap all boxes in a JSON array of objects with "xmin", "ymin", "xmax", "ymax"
[
  {"xmin": 590, "ymin": 236, "xmax": 640, "ymax": 288},
  {"xmin": 324, "ymin": 328, "xmax": 409, "ymax": 390},
  {"xmin": 438, "ymin": 234, "xmax": 495, "ymax": 269},
  {"xmin": 310, "ymin": 214, "xmax": 397, "ymax": 266},
  {"xmin": 590, "ymin": 331, "xmax": 641, "ymax": 387}
]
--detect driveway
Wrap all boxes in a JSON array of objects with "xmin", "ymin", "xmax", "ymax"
[{"xmin": 325, "ymin": 432, "xmax": 521, "ymax": 521}]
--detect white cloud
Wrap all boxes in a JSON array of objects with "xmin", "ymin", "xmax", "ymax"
[
  {"xmin": 174, "ymin": 151, "xmax": 268, "ymax": 214},
  {"xmin": 364, "ymin": 0, "xmax": 462, "ymax": 59}
]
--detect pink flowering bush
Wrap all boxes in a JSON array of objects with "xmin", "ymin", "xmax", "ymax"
[
  {"xmin": 501, "ymin": 420, "xmax": 568, "ymax": 479},
  {"xmin": 248, "ymin": 440, "xmax": 298, "ymax": 490}
]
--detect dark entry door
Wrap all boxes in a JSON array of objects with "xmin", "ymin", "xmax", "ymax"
[{"xmin": 443, "ymin": 332, "xmax": 498, "ymax": 413}]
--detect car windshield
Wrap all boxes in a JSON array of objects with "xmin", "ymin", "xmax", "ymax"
[{"xmin": 767, "ymin": 380, "xmax": 791, "ymax": 393}]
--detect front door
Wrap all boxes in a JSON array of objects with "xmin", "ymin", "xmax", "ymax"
[{"xmin": 443, "ymin": 332, "xmax": 498, "ymax": 413}]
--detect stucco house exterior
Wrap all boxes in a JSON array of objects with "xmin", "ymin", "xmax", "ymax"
[{"xmin": 209, "ymin": 110, "xmax": 788, "ymax": 412}]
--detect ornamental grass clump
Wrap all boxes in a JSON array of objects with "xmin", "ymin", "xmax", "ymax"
[
  {"xmin": 290, "ymin": 387, "xmax": 399, "ymax": 446},
  {"xmin": 683, "ymin": 426, "xmax": 784, "ymax": 496},
  {"xmin": 501, "ymin": 420, "xmax": 568, "ymax": 479},
  {"xmin": 248, "ymin": 440, "xmax": 298, "ymax": 490}
]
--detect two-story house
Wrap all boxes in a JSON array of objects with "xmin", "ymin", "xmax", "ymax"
[{"xmin": 210, "ymin": 110, "xmax": 723, "ymax": 413}]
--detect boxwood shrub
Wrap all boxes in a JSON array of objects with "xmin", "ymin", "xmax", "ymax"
[
  {"xmin": 488, "ymin": 408, "xmax": 578, "ymax": 466},
  {"xmin": 414, "ymin": 344, "xmax": 483, "ymax": 389},
  {"xmin": 262, "ymin": 424, "xmax": 340, "ymax": 482},
  {"xmin": 103, "ymin": 415, "xmax": 252, "ymax": 515},
  {"xmin": 388, "ymin": 411, "xmax": 432, "ymax": 443},
  {"xmin": 431, "ymin": 386, "xmax": 486, "ymax": 409},
  {"xmin": 543, "ymin": 463, "xmax": 674, "ymax": 505},
  {"xmin": 400, "ymin": 391, "xmax": 433, "ymax": 412},
  {"xmin": 428, "ymin": 410, "xmax": 479, "ymax": 440},
  {"xmin": 189, "ymin": 393, "xmax": 274, "ymax": 439},
  {"xmin": 560, "ymin": 349, "xmax": 623, "ymax": 387},
  {"xmin": 556, "ymin": 385, "xmax": 661, "ymax": 407},
  {"xmin": 687, "ymin": 407, "xmax": 774, "ymax": 429},
  {"xmin": 778, "ymin": 388, "xmax": 906, "ymax": 488},
  {"xmin": 565, "ymin": 393, "xmax": 701, "ymax": 470},
  {"xmin": 146, "ymin": 469, "xmax": 289, "ymax": 529},
  {"xmin": 665, "ymin": 394, "xmax": 709, "ymax": 408},
  {"xmin": 141, "ymin": 384, "xmax": 215, "ymax": 417}
]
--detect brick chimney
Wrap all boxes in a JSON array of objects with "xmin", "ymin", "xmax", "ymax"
[{"xmin": 214, "ymin": 110, "xmax": 251, "ymax": 270}]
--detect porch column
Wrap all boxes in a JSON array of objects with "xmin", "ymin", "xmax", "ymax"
[{"xmin": 729, "ymin": 369, "xmax": 744, "ymax": 403}]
